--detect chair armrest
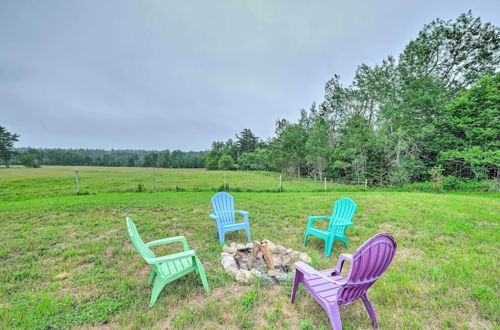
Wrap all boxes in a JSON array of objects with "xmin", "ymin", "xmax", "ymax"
[
  {"xmin": 145, "ymin": 250, "xmax": 196, "ymax": 265},
  {"xmin": 146, "ymin": 236, "xmax": 189, "ymax": 251},
  {"xmin": 332, "ymin": 253, "xmax": 353, "ymax": 276},
  {"xmin": 235, "ymin": 210, "xmax": 249, "ymax": 223},
  {"xmin": 293, "ymin": 261, "xmax": 317, "ymax": 276},
  {"xmin": 294, "ymin": 262, "xmax": 346, "ymax": 285},
  {"xmin": 308, "ymin": 216, "xmax": 331, "ymax": 227},
  {"xmin": 235, "ymin": 210, "xmax": 249, "ymax": 216},
  {"xmin": 308, "ymin": 216, "xmax": 331, "ymax": 221}
]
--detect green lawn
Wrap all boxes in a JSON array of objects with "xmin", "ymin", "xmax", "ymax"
[{"xmin": 0, "ymin": 167, "xmax": 499, "ymax": 329}]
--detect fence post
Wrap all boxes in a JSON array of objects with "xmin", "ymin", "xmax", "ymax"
[
  {"xmin": 365, "ymin": 179, "xmax": 368, "ymax": 189},
  {"xmin": 224, "ymin": 171, "xmax": 227, "ymax": 190},
  {"xmin": 75, "ymin": 170, "xmax": 79, "ymax": 195},
  {"xmin": 279, "ymin": 175, "xmax": 282, "ymax": 192},
  {"xmin": 324, "ymin": 177, "xmax": 327, "ymax": 192},
  {"xmin": 152, "ymin": 168, "xmax": 157, "ymax": 192}
]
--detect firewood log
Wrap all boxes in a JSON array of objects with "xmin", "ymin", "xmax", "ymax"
[
  {"xmin": 247, "ymin": 241, "xmax": 261, "ymax": 269},
  {"xmin": 261, "ymin": 240, "xmax": 275, "ymax": 270}
]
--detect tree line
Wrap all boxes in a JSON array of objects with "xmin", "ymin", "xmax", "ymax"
[
  {"xmin": 206, "ymin": 12, "xmax": 499, "ymax": 185},
  {"xmin": 5, "ymin": 147, "xmax": 206, "ymax": 168}
]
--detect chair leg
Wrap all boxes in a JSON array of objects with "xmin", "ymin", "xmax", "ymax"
[
  {"xmin": 303, "ymin": 233, "xmax": 309, "ymax": 246},
  {"xmin": 196, "ymin": 259, "xmax": 210, "ymax": 293},
  {"xmin": 362, "ymin": 294, "xmax": 379, "ymax": 328},
  {"xmin": 342, "ymin": 237, "xmax": 348, "ymax": 248},
  {"xmin": 246, "ymin": 226, "xmax": 252, "ymax": 242},
  {"xmin": 218, "ymin": 230, "xmax": 225, "ymax": 245},
  {"xmin": 290, "ymin": 270, "xmax": 302, "ymax": 302},
  {"xmin": 149, "ymin": 278, "xmax": 166, "ymax": 307},
  {"xmin": 326, "ymin": 304, "xmax": 343, "ymax": 330},
  {"xmin": 325, "ymin": 237, "xmax": 334, "ymax": 257},
  {"xmin": 148, "ymin": 270, "xmax": 156, "ymax": 286}
]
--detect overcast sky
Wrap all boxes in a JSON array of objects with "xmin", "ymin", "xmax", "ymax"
[{"xmin": 1, "ymin": 1, "xmax": 499, "ymax": 151}]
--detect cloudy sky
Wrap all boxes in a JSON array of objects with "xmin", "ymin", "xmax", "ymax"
[{"xmin": 1, "ymin": 1, "xmax": 499, "ymax": 151}]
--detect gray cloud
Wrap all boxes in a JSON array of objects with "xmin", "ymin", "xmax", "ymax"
[{"xmin": 1, "ymin": 0, "xmax": 499, "ymax": 150}]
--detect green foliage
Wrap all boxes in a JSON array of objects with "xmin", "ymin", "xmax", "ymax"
[
  {"xmin": 398, "ymin": 11, "xmax": 499, "ymax": 94},
  {"xmin": 20, "ymin": 152, "xmax": 40, "ymax": 168},
  {"xmin": 238, "ymin": 151, "xmax": 257, "ymax": 170},
  {"xmin": 305, "ymin": 119, "xmax": 331, "ymax": 179},
  {"xmin": 205, "ymin": 140, "xmax": 240, "ymax": 170},
  {"xmin": 217, "ymin": 154, "xmax": 234, "ymax": 170},
  {"xmin": 13, "ymin": 148, "xmax": 206, "ymax": 168},
  {"xmin": 272, "ymin": 124, "xmax": 307, "ymax": 175},
  {"xmin": 0, "ymin": 126, "xmax": 20, "ymax": 167},
  {"xmin": 438, "ymin": 73, "xmax": 500, "ymax": 179},
  {"xmin": 428, "ymin": 165, "xmax": 444, "ymax": 190},
  {"xmin": 205, "ymin": 150, "xmax": 220, "ymax": 170},
  {"xmin": 330, "ymin": 114, "xmax": 385, "ymax": 184},
  {"xmin": 238, "ymin": 148, "xmax": 272, "ymax": 171},
  {"xmin": 236, "ymin": 128, "xmax": 260, "ymax": 154},
  {"xmin": 205, "ymin": 11, "xmax": 499, "ymax": 187}
]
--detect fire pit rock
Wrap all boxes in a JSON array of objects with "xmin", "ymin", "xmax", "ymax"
[{"xmin": 220, "ymin": 240, "xmax": 311, "ymax": 285}]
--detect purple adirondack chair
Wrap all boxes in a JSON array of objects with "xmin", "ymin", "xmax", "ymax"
[{"xmin": 291, "ymin": 233, "xmax": 397, "ymax": 329}]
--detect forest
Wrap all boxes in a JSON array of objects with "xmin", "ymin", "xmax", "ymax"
[
  {"xmin": 12, "ymin": 148, "xmax": 206, "ymax": 168},
  {"xmin": 205, "ymin": 12, "xmax": 499, "ymax": 186}
]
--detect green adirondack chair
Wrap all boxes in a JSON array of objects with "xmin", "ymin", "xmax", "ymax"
[{"xmin": 125, "ymin": 217, "xmax": 209, "ymax": 306}]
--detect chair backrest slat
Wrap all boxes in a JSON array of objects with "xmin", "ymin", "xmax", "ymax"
[
  {"xmin": 329, "ymin": 198, "xmax": 357, "ymax": 234},
  {"xmin": 211, "ymin": 192, "xmax": 235, "ymax": 225},
  {"xmin": 338, "ymin": 233, "xmax": 396, "ymax": 305},
  {"xmin": 126, "ymin": 217, "xmax": 155, "ymax": 260}
]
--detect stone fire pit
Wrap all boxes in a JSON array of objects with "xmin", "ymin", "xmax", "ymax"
[{"xmin": 221, "ymin": 240, "xmax": 311, "ymax": 285}]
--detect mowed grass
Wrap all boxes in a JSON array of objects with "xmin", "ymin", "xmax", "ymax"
[
  {"xmin": 0, "ymin": 166, "xmax": 360, "ymax": 202},
  {"xmin": 0, "ymin": 167, "xmax": 499, "ymax": 329}
]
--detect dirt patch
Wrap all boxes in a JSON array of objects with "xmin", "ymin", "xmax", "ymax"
[
  {"xmin": 91, "ymin": 228, "xmax": 120, "ymax": 242},
  {"xmin": 378, "ymin": 223, "xmax": 410, "ymax": 239},
  {"xmin": 397, "ymin": 247, "xmax": 424, "ymax": 262},
  {"xmin": 467, "ymin": 305, "xmax": 492, "ymax": 329}
]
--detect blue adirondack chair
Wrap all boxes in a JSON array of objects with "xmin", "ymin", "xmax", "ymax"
[
  {"xmin": 210, "ymin": 192, "xmax": 252, "ymax": 245},
  {"xmin": 304, "ymin": 197, "xmax": 357, "ymax": 257}
]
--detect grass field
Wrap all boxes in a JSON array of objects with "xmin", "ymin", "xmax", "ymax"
[
  {"xmin": 0, "ymin": 166, "xmax": 499, "ymax": 329},
  {"xmin": 0, "ymin": 166, "xmax": 364, "ymax": 202}
]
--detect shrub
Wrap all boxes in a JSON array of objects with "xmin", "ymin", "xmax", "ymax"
[
  {"xmin": 217, "ymin": 154, "xmax": 234, "ymax": 170},
  {"xmin": 482, "ymin": 180, "xmax": 500, "ymax": 192},
  {"xmin": 428, "ymin": 165, "xmax": 444, "ymax": 190},
  {"xmin": 20, "ymin": 153, "xmax": 40, "ymax": 168},
  {"xmin": 442, "ymin": 176, "xmax": 464, "ymax": 190}
]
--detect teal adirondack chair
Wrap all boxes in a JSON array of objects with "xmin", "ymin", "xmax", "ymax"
[
  {"xmin": 303, "ymin": 198, "xmax": 357, "ymax": 257},
  {"xmin": 125, "ymin": 217, "xmax": 209, "ymax": 306}
]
